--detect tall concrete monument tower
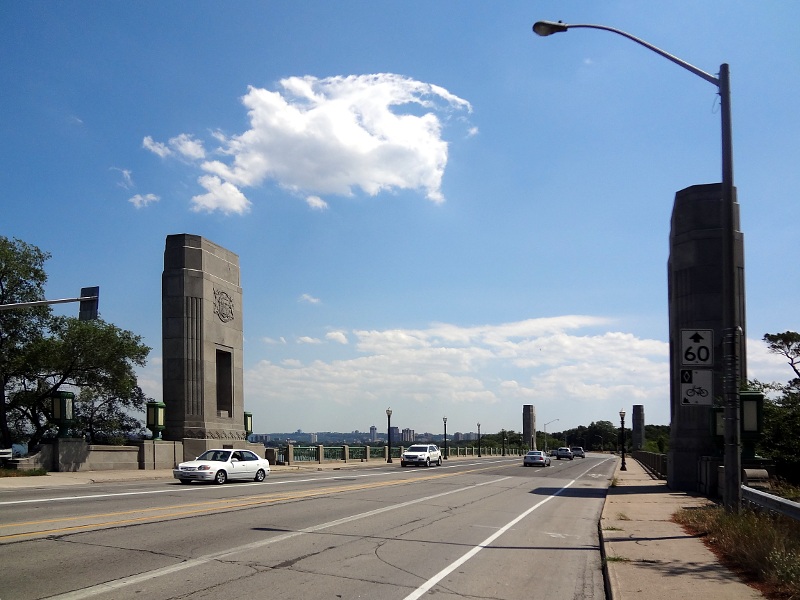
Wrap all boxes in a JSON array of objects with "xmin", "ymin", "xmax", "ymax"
[
  {"xmin": 162, "ymin": 234, "xmax": 246, "ymax": 458},
  {"xmin": 522, "ymin": 405, "xmax": 537, "ymax": 450},
  {"xmin": 667, "ymin": 184, "xmax": 746, "ymax": 492}
]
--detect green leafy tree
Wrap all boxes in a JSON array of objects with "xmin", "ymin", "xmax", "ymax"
[
  {"xmin": 1, "ymin": 236, "xmax": 151, "ymax": 450},
  {"xmin": 0, "ymin": 237, "xmax": 51, "ymax": 448},
  {"xmin": 754, "ymin": 331, "xmax": 800, "ymax": 483}
]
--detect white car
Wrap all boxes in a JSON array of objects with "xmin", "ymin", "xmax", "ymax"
[
  {"xmin": 523, "ymin": 450, "xmax": 551, "ymax": 467},
  {"xmin": 556, "ymin": 447, "xmax": 574, "ymax": 460},
  {"xmin": 570, "ymin": 446, "xmax": 586, "ymax": 458},
  {"xmin": 173, "ymin": 449, "xmax": 270, "ymax": 484},
  {"xmin": 401, "ymin": 444, "xmax": 442, "ymax": 467}
]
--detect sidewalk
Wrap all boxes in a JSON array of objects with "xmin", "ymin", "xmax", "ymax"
[
  {"xmin": 601, "ymin": 457, "xmax": 763, "ymax": 599},
  {"xmin": 0, "ymin": 457, "xmax": 765, "ymax": 599}
]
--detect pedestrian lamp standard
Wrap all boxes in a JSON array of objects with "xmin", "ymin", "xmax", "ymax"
[
  {"xmin": 386, "ymin": 408, "xmax": 393, "ymax": 463},
  {"xmin": 619, "ymin": 409, "xmax": 628, "ymax": 471},
  {"xmin": 443, "ymin": 416, "xmax": 448, "ymax": 460},
  {"xmin": 533, "ymin": 20, "xmax": 742, "ymax": 511},
  {"xmin": 477, "ymin": 422, "xmax": 481, "ymax": 458}
]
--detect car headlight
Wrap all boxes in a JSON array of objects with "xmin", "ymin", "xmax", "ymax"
[{"xmin": 197, "ymin": 465, "xmax": 212, "ymax": 471}]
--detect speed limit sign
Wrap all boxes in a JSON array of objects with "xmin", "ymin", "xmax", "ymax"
[{"xmin": 681, "ymin": 329, "xmax": 714, "ymax": 366}]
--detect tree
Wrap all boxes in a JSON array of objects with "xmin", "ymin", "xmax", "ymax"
[
  {"xmin": 1, "ymin": 236, "xmax": 152, "ymax": 449},
  {"xmin": 753, "ymin": 331, "xmax": 800, "ymax": 483},
  {"xmin": 0, "ymin": 237, "xmax": 51, "ymax": 448}
]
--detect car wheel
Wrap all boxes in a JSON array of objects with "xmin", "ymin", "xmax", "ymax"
[
  {"xmin": 179, "ymin": 479, "xmax": 191, "ymax": 484},
  {"xmin": 401, "ymin": 461, "xmax": 407, "ymax": 467},
  {"xmin": 254, "ymin": 468, "xmax": 266, "ymax": 482},
  {"xmin": 425, "ymin": 458, "xmax": 430, "ymax": 467},
  {"xmin": 214, "ymin": 470, "xmax": 227, "ymax": 485},
  {"xmin": 437, "ymin": 457, "xmax": 442, "ymax": 466}
]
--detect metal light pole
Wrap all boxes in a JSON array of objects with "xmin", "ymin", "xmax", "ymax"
[
  {"xmin": 619, "ymin": 409, "xmax": 628, "ymax": 471},
  {"xmin": 543, "ymin": 418, "xmax": 559, "ymax": 454},
  {"xmin": 443, "ymin": 416, "xmax": 448, "ymax": 460},
  {"xmin": 477, "ymin": 422, "xmax": 481, "ymax": 458},
  {"xmin": 533, "ymin": 20, "xmax": 741, "ymax": 511},
  {"xmin": 501, "ymin": 429, "xmax": 506, "ymax": 456},
  {"xmin": 386, "ymin": 408, "xmax": 393, "ymax": 463}
]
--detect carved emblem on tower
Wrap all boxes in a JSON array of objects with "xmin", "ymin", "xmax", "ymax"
[{"xmin": 213, "ymin": 288, "xmax": 235, "ymax": 323}]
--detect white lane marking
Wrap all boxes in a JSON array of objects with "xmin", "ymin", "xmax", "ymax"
[
  {"xmin": 43, "ymin": 476, "xmax": 512, "ymax": 599},
  {"xmin": 402, "ymin": 461, "xmax": 608, "ymax": 600}
]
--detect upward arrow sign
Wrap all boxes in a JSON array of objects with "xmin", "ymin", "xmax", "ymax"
[{"xmin": 689, "ymin": 332, "xmax": 705, "ymax": 343}]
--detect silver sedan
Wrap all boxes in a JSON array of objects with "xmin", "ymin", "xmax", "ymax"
[{"xmin": 523, "ymin": 450, "xmax": 551, "ymax": 467}]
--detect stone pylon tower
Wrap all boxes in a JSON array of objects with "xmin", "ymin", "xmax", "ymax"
[
  {"xmin": 667, "ymin": 184, "xmax": 746, "ymax": 492},
  {"xmin": 162, "ymin": 234, "xmax": 246, "ymax": 457},
  {"xmin": 522, "ymin": 405, "xmax": 536, "ymax": 450}
]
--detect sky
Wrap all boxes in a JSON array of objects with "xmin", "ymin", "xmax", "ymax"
[{"xmin": 2, "ymin": 1, "xmax": 798, "ymax": 438}]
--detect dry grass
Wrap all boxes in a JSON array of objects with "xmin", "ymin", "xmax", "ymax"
[{"xmin": 674, "ymin": 505, "xmax": 800, "ymax": 599}]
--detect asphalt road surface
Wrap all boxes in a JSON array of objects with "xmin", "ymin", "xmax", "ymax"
[{"xmin": 0, "ymin": 454, "xmax": 616, "ymax": 600}]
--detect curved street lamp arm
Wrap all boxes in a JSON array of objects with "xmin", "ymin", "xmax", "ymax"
[{"xmin": 533, "ymin": 21, "xmax": 719, "ymax": 87}]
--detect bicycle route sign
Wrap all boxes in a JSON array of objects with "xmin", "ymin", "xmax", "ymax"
[
  {"xmin": 680, "ymin": 329, "xmax": 714, "ymax": 366},
  {"xmin": 680, "ymin": 369, "xmax": 713, "ymax": 405}
]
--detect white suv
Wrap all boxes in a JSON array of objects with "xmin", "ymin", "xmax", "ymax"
[
  {"xmin": 556, "ymin": 447, "xmax": 573, "ymax": 460},
  {"xmin": 401, "ymin": 444, "xmax": 442, "ymax": 467}
]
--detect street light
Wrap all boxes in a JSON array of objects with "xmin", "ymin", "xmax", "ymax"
[
  {"xmin": 477, "ymin": 422, "xmax": 481, "ymax": 458},
  {"xmin": 543, "ymin": 418, "xmax": 559, "ymax": 454},
  {"xmin": 619, "ymin": 409, "xmax": 628, "ymax": 471},
  {"xmin": 594, "ymin": 435, "xmax": 604, "ymax": 452},
  {"xmin": 386, "ymin": 408, "xmax": 393, "ymax": 463},
  {"xmin": 533, "ymin": 20, "xmax": 741, "ymax": 510},
  {"xmin": 443, "ymin": 416, "xmax": 448, "ymax": 460},
  {"xmin": 501, "ymin": 429, "xmax": 506, "ymax": 456}
]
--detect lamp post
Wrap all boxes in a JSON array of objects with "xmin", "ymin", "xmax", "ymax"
[
  {"xmin": 533, "ymin": 20, "xmax": 741, "ymax": 511},
  {"xmin": 543, "ymin": 418, "xmax": 559, "ymax": 454},
  {"xmin": 619, "ymin": 409, "xmax": 628, "ymax": 471},
  {"xmin": 594, "ymin": 435, "xmax": 604, "ymax": 452},
  {"xmin": 146, "ymin": 401, "xmax": 166, "ymax": 440},
  {"xmin": 386, "ymin": 408, "xmax": 393, "ymax": 463},
  {"xmin": 443, "ymin": 416, "xmax": 448, "ymax": 460},
  {"xmin": 501, "ymin": 429, "xmax": 506, "ymax": 456},
  {"xmin": 477, "ymin": 422, "xmax": 481, "ymax": 457}
]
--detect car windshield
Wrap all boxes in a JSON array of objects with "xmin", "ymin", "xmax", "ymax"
[
  {"xmin": 407, "ymin": 446, "xmax": 428, "ymax": 452},
  {"xmin": 198, "ymin": 450, "xmax": 231, "ymax": 462},
  {"xmin": 527, "ymin": 451, "xmax": 542, "ymax": 456}
]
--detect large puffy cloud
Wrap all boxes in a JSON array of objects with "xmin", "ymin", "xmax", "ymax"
[{"xmin": 144, "ymin": 74, "xmax": 472, "ymax": 214}]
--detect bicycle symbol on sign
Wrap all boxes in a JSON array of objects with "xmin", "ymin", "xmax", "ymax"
[{"xmin": 685, "ymin": 386, "xmax": 708, "ymax": 398}]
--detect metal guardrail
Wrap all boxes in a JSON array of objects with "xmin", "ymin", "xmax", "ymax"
[{"xmin": 742, "ymin": 485, "xmax": 800, "ymax": 521}]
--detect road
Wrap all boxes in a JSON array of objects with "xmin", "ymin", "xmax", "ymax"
[{"xmin": 0, "ymin": 454, "xmax": 616, "ymax": 600}]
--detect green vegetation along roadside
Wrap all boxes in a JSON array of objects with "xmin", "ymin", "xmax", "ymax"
[{"xmin": 674, "ymin": 500, "xmax": 800, "ymax": 600}]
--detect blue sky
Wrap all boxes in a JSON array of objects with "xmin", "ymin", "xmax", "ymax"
[{"xmin": 2, "ymin": 1, "xmax": 797, "ymax": 437}]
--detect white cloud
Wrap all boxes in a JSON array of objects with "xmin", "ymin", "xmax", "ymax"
[
  {"xmin": 170, "ymin": 133, "xmax": 206, "ymax": 160},
  {"xmin": 297, "ymin": 336, "xmax": 322, "ymax": 344},
  {"xmin": 111, "ymin": 167, "xmax": 134, "ymax": 189},
  {"xmin": 128, "ymin": 193, "xmax": 160, "ymax": 208},
  {"xmin": 299, "ymin": 293, "xmax": 321, "ymax": 304},
  {"xmin": 243, "ymin": 315, "xmax": 672, "ymax": 433},
  {"xmin": 306, "ymin": 195, "xmax": 328, "ymax": 210},
  {"xmin": 145, "ymin": 73, "xmax": 472, "ymax": 214},
  {"xmin": 326, "ymin": 331, "xmax": 348, "ymax": 344},
  {"xmin": 142, "ymin": 135, "xmax": 171, "ymax": 158},
  {"xmin": 191, "ymin": 175, "xmax": 251, "ymax": 214}
]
